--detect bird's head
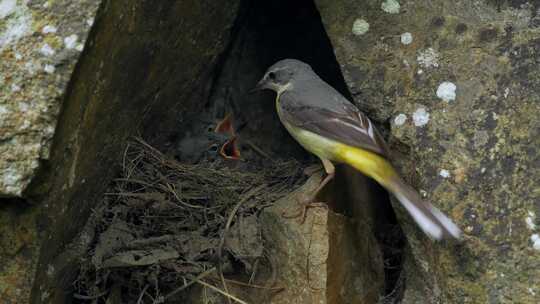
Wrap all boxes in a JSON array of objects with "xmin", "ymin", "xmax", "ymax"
[{"xmin": 251, "ymin": 59, "xmax": 314, "ymax": 94}]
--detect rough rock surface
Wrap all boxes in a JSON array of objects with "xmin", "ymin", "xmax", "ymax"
[
  {"xmin": 0, "ymin": 202, "xmax": 39, "ymax": 303},
  {"xmin": 261, "ymin": 173, "xmax": 384, "ymax": 304},
  {"xmin": 315, "ymin": 0, "xmax": 539, "ymax": 302},
  {"xmin": 0, "ymin": 0, "xmax": 99, "ymax": 302},
  {"xmin": 0, "ymin": 0, "xmax": 100, "ymax": 197},
  {"xmin": 26, "ymin": 0, "xmax": 241, "ymax": 303}
]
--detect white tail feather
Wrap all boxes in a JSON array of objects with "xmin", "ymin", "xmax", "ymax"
[
  {"xmin": 394, "ymin": 191, "xmax": 444, "ymax": 240},
  {"xmin": 389, "ymin": 179, "xmax": 462, "ymax": 240},
  {"xmin": 429, "ymin": 205, "xmax": 462, "ymax": 239}
]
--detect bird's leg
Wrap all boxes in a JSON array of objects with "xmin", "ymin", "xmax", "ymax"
[{"xmin": 282, "ymin": 158, "xmax": 335, "ymax": 223}]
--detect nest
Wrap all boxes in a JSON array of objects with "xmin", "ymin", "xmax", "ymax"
[{"xmin": 73, "ymin": 138, "xmax": 306, "ymax": 303}]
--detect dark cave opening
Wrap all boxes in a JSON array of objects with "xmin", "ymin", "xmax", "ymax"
[{"xmin": 205, "ymin": 0, "xmax": 407, "ymax": 300}]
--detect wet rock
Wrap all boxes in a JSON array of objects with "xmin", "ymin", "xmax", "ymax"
[{"xmin": 315, "ymin": 0, "xmax": 540, "ymax": 302}]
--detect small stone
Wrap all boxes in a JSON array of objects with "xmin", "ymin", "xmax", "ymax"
[
  {"xmin": 436, "ymin": 81, "xmax": 457, "ymax": 102},
  {"xmin": 381, "ymin": 0, "xmax": 400, "ymax": 14},
  {"xmin": 394, "ymin": 113, "xmax": 407, "ymax": 126},
  {"xmin": 43, "ymin": 64, "xmax": 55, "ymax": 74},
  {"xmin": 39, "ymin": 43, "xmax": 55, "ymax": 56},
  {"xmin": 400, "ymin": 32, "xmax": 413, "ymax": 45},
  {"xmin": 352, "ymin": 18, "xmax": 369, "ymax": 36},
  {"xmin": 86, "ymin": 17, "xmax": 94, "ymax": 26},
  {"xmin": 75, "ymin": 43, "xmax": 84, "ymax": 51},
  {"xmin": 14, "ymin": 52, "xmax": 22, "ymax": 60},
  {"xmin": 412, "ymin": 107, "xmax": 430, "ymax": 127},
  {"xmin": 64, "ymin": 34, "xmax": 78, "ymax": 49}
]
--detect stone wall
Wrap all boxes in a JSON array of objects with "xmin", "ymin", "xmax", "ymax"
[{"xmin": 315, "ymin": 0, "xmax": 540, "ymax": 302}]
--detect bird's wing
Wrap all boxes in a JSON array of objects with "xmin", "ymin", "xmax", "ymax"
[{"xmin": 279, "ymin": 91, "xmax": 390, "ymax": 157}]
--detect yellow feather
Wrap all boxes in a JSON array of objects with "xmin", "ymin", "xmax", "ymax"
[{"xmin": 334, "ymin": 143, "xmax": 398, "ymax": 187}]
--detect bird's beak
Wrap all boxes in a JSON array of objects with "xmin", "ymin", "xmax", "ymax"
[{"xmin": 248, "ymin": 78, "xmax": 266, "ymax": 94}]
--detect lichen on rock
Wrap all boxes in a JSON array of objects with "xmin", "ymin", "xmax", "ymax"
[
  {"xmin": 314, "ymin": 0, "xmax": 540, "ymax": 302},
  {"xmin": 0, "ymin": 0, "xmax": 100, "ymax": 197}
]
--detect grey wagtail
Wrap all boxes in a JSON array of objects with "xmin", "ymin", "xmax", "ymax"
[{"xmin": 252, "ymin": 59, "xmax": 461, "ymax": 240}]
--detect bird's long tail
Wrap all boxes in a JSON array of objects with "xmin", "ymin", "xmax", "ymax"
[{"xmin": 337, "ymin": 145, "xmax": 462, "ymax": 240}]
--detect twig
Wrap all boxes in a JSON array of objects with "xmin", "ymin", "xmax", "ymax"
[
  {"xmin": 248, "ymin": 259, "xmax": 259, "ymax": 285},
  {"xmin": 136, "ymin": 285, "xmax": 149, "ymax": 304},
  {"xmin": 164, "ymin": 267, "xmax": 216, "ymax": 300},
  {"xmin": 196, "ymin": 279, "xmax": 249, "ymax": 304},
  {"xmin": 163, "ymin": 182, "xmax": 205, "ymax": 209},
  {"xmin": 220, "ymin": 271, "xmax": 232, "ymax": 304},
  {"xmin": 208, "ymin": 276, "xmax": 285, "ymax": 291}
]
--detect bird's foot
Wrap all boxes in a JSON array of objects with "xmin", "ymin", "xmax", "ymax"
[{"xmin": 281, "ymin": 193, "xmax": 328, "ymax": 224}]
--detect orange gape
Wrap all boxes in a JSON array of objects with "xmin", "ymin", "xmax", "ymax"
[{"xmin": 214, "ymin": 114, "xmax": 240, "ymax": 160}]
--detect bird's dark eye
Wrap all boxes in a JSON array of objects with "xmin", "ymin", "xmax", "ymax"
[
  {"xmin": 209, "ymin": 144, "xmax": 219, "ymax": 152},
  {"xmin": 268, "ymin": 72, "xmax": 276, "ymax": 80}
]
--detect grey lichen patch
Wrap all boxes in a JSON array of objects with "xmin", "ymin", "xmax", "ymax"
[
  {"xmin": 0, "ymin": 0, "xmax": 32, "ymax": 50},
  {"xmin": 351, "ymin": 18, "xmax": 369, "ymax": 36},
  {"xmin": 0, "ymin": 0, "xmax": 100, "ymax": 197},
  {"xmin": 417, "ymin": 47, "xmax": 439, "ymax": 68},
  {"xmin": 381, "ymin": 0, "xmax": 400, "ymax": 14}
]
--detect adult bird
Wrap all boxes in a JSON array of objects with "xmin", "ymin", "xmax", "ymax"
[{"xmin": 251, "ymin": 59, "xmax": 461, "ymax": 240}]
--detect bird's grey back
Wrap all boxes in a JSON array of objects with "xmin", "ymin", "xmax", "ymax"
[{"xmin": 290, "ymin": 71, "xmax": 354, "ymax": 115}]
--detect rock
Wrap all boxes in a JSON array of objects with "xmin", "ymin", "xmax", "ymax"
[
  {"xmin": 315, "ymin": 0, "xmax": 540, "ymax": 302},
  {"xmin": 0, "ymin": 202, "xmax": 39, "ymax": 304},
  {"xmin": 0, "ymin": 1, "xmax": 99, "ymax": 302},
  {"xmin": 26, "ymin": 1, "xmax": 241, "ymax": 303},
  {"xmin": 0, "ymin": 0, "xmax": 100, "ymax": 197},
  {"xmin": 261, "ymin": 173, "xmax": 385, "ymax": 303}
]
